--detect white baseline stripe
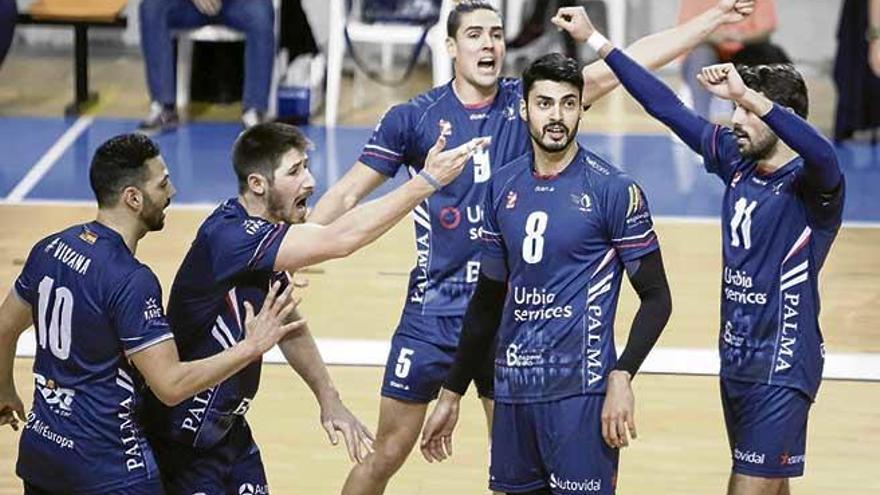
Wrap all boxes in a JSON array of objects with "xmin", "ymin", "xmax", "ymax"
[
  {"xmin": 6, "ymin": 116, "xmax": 94, "ymax": 202},
  {"xmin": 15, "ymin": 332, "xmax": 878, "ymax": 381},
  {"xmin": 1, "ymin": 199, "xmax": 878, "ymax": 231}
]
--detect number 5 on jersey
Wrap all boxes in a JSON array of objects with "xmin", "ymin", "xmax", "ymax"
[{"xmin": 394, "ymin": 348, "xmax": 415, "ymax": 378}]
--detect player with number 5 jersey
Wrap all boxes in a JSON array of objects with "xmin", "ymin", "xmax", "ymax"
[
  {"xmin": 310, "ymin": 2, "xmax": 758, "ymax": 493},
  {"xmin": 421, "ymin": 53, "xmax": 673, "ymax": 495}
]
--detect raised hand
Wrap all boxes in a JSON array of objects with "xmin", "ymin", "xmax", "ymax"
[
  {"xmin": 696, "ymin": 63, "xmax": 746, "ymax": 101},
  {"xmin": 422, "ymin": 123, "xmax": 490, "ymax": 188},
  {"xmin": 242, "ymin": 282, "xmax": 306, "ymax": 355},
  {"xmin": 550, "ymin": 6, "xmax": 597, "ymax": 43},
  {"xmin": 419, "ymin": 389, "xmax": 461, "ymax": 462},
  {"xmin": 717, "ymin": 0, "xmax": 756, "ymax": 25}
]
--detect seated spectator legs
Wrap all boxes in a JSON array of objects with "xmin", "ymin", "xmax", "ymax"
[
  {"xmin": 220, "ymin": 0, "xmax": 275, "ymax": 128},
  {"xmin": 139, "ymin": 0, "xmax": 210, "ymax": 133}
]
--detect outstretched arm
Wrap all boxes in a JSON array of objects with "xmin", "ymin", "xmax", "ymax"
[
  {"xmin": 274, "ymin": 135, "xmax": 489, "ymax": 272},
  {"xmin": 552, "ymin": 0, "xmax": 756, "ymax": 106},
  {"xmin": 697, "ymin": 64, "xmax": 841, "ymax": 191},
  {"xmin": 308, "ymin": 162, "xmax": 389, "ymax": 225},
  {"xmin": 552, "ymin": 6, "xmax": 717, "ymax": 151}
]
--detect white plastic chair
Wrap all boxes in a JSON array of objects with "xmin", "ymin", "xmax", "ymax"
[
  {"xmin": 324, "ymin": 0, "xmax": 453, "ymax": 127},
  {"xmin": 175, "ymin": 0, "xmax": 282, "ymax": 117}
]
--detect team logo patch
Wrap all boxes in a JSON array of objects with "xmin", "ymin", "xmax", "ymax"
[
  {"xmin": 78, "ymin": 228, "xmax": 98, "ymax": 244},
  {"xmin": 731, "ymin": 171, "xmax": 743, "ymax": 188},
  {"xmin": 625, "ymin": 184, "xmax": 645, "ymax": 218},
  {"xmin": 572, "ymin": 193, "xmax": 592, "ymax": 212},
  {"xmin": 506, "ymin": 191, "xmax": 518, "ymax": 209},
  {"xmin": 438, "ymin": 206, "xmax": 461, "ymax": 229},
  {"xmin": 242, "ymin": 219, "xmax": 266, "ymax": 235},
  {"xmin": 143, "ymin": 297, "xmax": 163, "ymax": 321}
]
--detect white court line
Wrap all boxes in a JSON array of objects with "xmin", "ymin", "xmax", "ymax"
[
  {"xmin": 1, "ymin": 198, "xmax": 878, "ymax": 230},
  {"xmin": 5, "ymin": 116, "xmax": 94, "ymax": 202},
  {"xmin": 13, "ymin": 331, "xmax": 880, "ymax": 381}
]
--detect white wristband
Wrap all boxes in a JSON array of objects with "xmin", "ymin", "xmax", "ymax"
[{"xmin": 586, "ymin": 31, "xmax": 610, "ymax": 52}]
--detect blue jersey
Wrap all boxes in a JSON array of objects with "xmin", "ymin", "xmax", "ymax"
[
  {"xmin": 480, "ymin": 147, "xmax": 659, "ymax": 404},
  {"xmin": 143, "ymin": 199, "xmax": 290, "ymax": 449},
  {"xmin": 701, "ymin": 125, "xmax": 844, "ymax": 399},
  {"xmin": 13, "ymin": 222, "xmax": 171, "ymax": 492},
  {"xmin": 360, "ymin": 79, "xmax": 529, "ymax": 336}
]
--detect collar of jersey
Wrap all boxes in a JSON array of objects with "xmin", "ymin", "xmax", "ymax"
[
  {"xmin": 450, "ymin": 79, "xmax": 498, "ymax": 112},
  {"xmin": 530, "ymin": 145, "xmax": 584, "ymax": 181}
]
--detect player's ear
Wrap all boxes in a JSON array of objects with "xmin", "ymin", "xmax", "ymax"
[
  {"xmin": 121, "ymin": 186, "xmax": 143, "ymax": 212},
  {"xmin": 519, "ymin": 98, "xmax": 527, "ymax": 121},
  {"xmin": 445, "ymin": 36, "xmax": 456, "ymax": 59},
  {"xmin": 247, "ymin": 173, "xmax": 268, "ymax": 196}
]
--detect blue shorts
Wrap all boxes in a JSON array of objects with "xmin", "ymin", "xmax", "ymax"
[
  {"xmin": 150, "ymin": 418, "xmax": 269, "ymax": 495},
  {"xmin": 24, "ymin": 479, "xmax": 164, "ymax": 495},
  {"xmin": 490, "ymin": 394, "xmax": 618, "ymax": 494},
  {"xmin": 381, "ymin": 314, "xmax": 494, "ymax": 403},
  {"xmin": 721, "ymin": 378, "xmax": 812, "ymax": 478}
]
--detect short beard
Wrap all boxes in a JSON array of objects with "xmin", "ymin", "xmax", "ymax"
[
  {"xmin": 265, "ymin": 186, "xmax": 290, "ymax": 224},
  {"xmin": 740, "ymin": 133, "xmax": 779, "ymax": 161},
  {"xmin": 528, "ymin": 122, "xmax": 577, "ymax": 153},
  {"xmin": 141, "ymin": 193, "xmax": 166, "ymax": 232}
]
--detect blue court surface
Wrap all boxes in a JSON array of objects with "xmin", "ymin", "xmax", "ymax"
[{"xmin": 2, "ymin": 115, "xmax": 878, "ymax": 224}]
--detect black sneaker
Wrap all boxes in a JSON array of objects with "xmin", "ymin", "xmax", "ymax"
[{"xmin": 138, "ymin": 103, "xmax": 179, "ymax": 135}]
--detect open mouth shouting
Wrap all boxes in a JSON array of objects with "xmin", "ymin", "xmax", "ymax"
[{"xmin": 477, "ymin": 55, "xmax": 497, "ymax": 75}]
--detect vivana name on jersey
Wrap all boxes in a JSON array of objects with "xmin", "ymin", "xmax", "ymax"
[{"xmin": 512, "ymin": 286, "xmax": 573, "ymax": 322}]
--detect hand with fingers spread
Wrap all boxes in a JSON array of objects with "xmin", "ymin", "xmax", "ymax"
[
  {"xmin": 0, "ymin": 388, "xmax": 25, "ymax": 432},
  {"xmin": 550, "ymin": 6, "xmax": 597, "ymax": 44},
  {"xmin": 422, "ymin": 124, "xmax": 490, "ymax": 188},
  {"xmin": 716, "ymin": 0, "xmax": 756, "ymax": 25},
  {"xmin": 320, "ymin": 395, "xmax": 376, "ymax": 463},
  {"xmin": 242, "ymin": 282, "xmax": 306, "ymax": 355},
  {"xmin": 601, "ymin": 370, "xmax": 637, "ymax": 449},
  {"xmin": 419, "ymin": 389, "xmax": 461, "ymax": 463},
  {"xmin": 696, "ymin": 63, "xmax": 746, "ymax": 101},
  {"xmin": 191, "ymin": 0, "xmax": 222, "ymax": 16}
]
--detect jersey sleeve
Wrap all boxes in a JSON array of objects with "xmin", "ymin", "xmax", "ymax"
[
  {"xmin": 605, "ymin": 178, "xmax": 660, "ymax": 262},
  {"xmin": 700, "ymin": 124, "xmax": 744, "ymax": 185},
  {"xmin": 109, "ymin": 267, "xmax": 174, "ymax": 356},
  {"xmin": 13, "ymin": 241, "xmax": 44, "ymax": 306},
  {"xmin": 798, "ymin": 167, "xmax": 846, "ymax": 231},
  {"xmin": 478, "ymin": 177, "xmax": 509, "ymax": 281},
  {"xmin": 358, "ymin": 104, "xmax": 413, "ymax": 177},
  {"xmin": 207, "ymin": 220, "xmax": 291, "ymax": 283}
]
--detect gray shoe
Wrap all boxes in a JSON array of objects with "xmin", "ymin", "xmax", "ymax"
[{"xmin": 138, "ymin": 103, "xmax": 179, "ymax": 135}]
